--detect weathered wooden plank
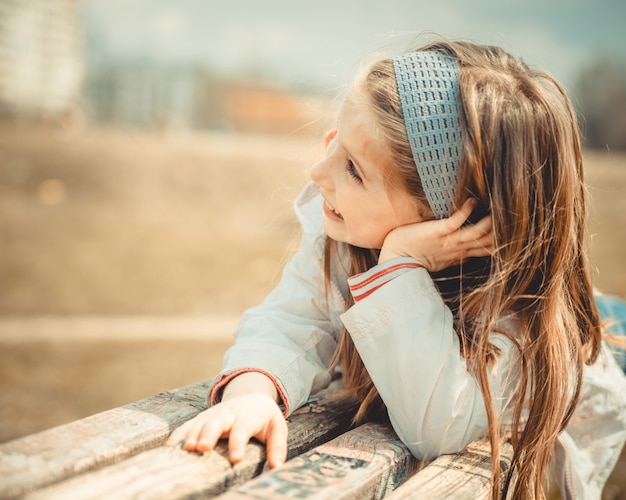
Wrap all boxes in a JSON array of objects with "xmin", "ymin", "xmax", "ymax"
[
  {"xmin": 24, "ymin": 443, "xmax": 267, "ymax": 500},
  {"xmin": 386, "ymin": 437, "xmax": 514, "ymax": 499},
  {"xmin": 215, "ymin": 422, "xmax": 419, "ymax": 500},
  {"xmin": 21, "ymin": 381, "xmax": 358, "ymax": 499},
  {"xmin": 0, "ymin": 378, "xmax": 213, "ymax": 499}
]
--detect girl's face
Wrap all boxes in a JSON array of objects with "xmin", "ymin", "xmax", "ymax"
[{"xmin": 309, "ymin": 87, "xmax": 424, "ymax": 249}]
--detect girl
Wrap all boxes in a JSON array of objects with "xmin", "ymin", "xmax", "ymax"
[{"xmin": 168, "ymin": 40, "xmax": 626, "ymax": 499}]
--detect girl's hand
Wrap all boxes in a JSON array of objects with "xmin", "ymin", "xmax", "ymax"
[
  {"xmin": 166, "ymin": 376, "xmax": 288, "ymax": 469},
  {"xmin": 379, "ymin": 198, "xmax": 493, "ymax": 272}
]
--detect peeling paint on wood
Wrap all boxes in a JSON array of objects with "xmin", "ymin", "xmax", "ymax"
[{"xmin": 217, "ymin": 423, "xmax": 419, "ymax": 500}]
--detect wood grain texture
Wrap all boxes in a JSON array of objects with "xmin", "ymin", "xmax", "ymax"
[
  {"xmin": 1, "ymin": 372, "xmax": 516, "ymax": 500},
  {"xmin": 21, "ymin": 381, "xmax": 358, "ymax": 500},
  {"xmin": 386, "ymin": 437, "xmax": 514, "ymax": 499},
  {"xmin": 216, "ymin": 423, "xmax": 419, "ymax": 500},
  {"xmin": 25, "ymin": 444, "xmax": 267, "ymax": 500},
  {"xmin": 0, "ymin": 378, "xmax": 213, "ymax": 499}
]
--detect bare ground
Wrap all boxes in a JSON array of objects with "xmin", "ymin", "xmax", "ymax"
[{"xmin": 0, "ymin": 123, "xmax": 316, "ymax": 441}]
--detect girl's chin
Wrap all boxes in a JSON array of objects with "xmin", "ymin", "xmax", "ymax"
[
  {"xmin": 322, "ymin": 226, "xmax": 367, "ymax": 248},
  {"xmin": 321, "ymin": 220, "xmax": 346, "ymax": 242},
  {"xmin": 321, "ymin": 218, "xmax": 381, "ymax": 249}
]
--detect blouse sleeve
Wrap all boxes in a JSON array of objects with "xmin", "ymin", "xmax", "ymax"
[
  {"xmin": 208, "ymin": 184, "xmax": 348, "ymax": 416},
  {"xmin": 340, "ymin": 264, "xmax": 520, "ymax": 460}
]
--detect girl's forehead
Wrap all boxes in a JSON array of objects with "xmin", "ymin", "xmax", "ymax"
[
  {"xmin": 344, "ymin": 82, "xmax": 370, "ymax": 110},
  {"xmin": 340, "ymin": 86, "xmax": 381, "ymax": 138}
]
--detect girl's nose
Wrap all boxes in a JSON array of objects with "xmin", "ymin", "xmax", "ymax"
[
  {"xmin": 310, "ymin": 129, "xmax": 337, "ymax": 191},
  {"xmin": 309, "ymin": 157, "xmax": 333, "ymax": 191}
]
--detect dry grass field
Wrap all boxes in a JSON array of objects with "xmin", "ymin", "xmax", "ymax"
[{"xmin": 1, "ymin": 123, "xmax": 625, "ymax": 495}]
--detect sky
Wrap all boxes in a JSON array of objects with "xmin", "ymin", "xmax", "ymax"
[{"xmin": 85, "ymin": 0, "xmax": 626, "ymax": 94}]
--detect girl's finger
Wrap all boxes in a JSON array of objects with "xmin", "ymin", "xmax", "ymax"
[
  {"xmin": 478, "ymin": 230, "xmax": 494, "ymax": 246},
  {"xmin": 463, "ymin": 234, "xmax": 494, "ymax": 257},
  {"xmin": 167, "ymin": 412, "xmax": 205, "ymax": 447},
  {"xmin": 195, "ymin": 416, "xmax": 233, "ymax": 453},
  {"xmin": 465, "ymin": 244, "xmax": 492, "ymax": 258},
  {"xmin": 265, "ymin": 416, "xmax": 288, "ymax": 468},
  {"xmin": 456, "ymin": 214, "xmax": 492, "ymax": 243},
  {"xmin": 181, "ymin": 414, "xmax": 211, "ymax": 451},
  {"xmin": 472, "ymin": 214, "xmax": 492, "ymax": 233},
  {"xmin": 446, "ymin": 198, "xmax": 477, "ymax": 231},
  {"xmin": 227, "ymin": 419, "xmax": 257, "ymax": 464},
  {"xmin": 456, "ymin": 217, "xmax": 493, "ymax": 246},
  {"xmin": 463, "ymin": 232, "xmax": 493, "ymax": 251},
  {"xmin": 185, "ymin": 411, "xmax": 233, "ymax": 452}
]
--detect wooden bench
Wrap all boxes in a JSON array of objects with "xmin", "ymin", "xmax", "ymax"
[{"xmin": 0, "ymin": 378, "xmax": 513, "ymax": 499}]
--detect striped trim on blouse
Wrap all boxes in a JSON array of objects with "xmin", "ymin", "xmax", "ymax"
[{"xmin": 348, "ymin": 257, "xmax": 425, "ymax": 302}]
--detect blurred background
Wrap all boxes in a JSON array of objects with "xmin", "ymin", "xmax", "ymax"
[{"xmin": 1, "ymin": 0, "xmax": 625, "ymax": 445}]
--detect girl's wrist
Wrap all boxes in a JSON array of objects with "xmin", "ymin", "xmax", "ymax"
[
  {"xmin": 377, "ymin": 251, "xmax": 400, "ymax": 266},
  {"xmin": 378, "ymin": 243, "xmax": 407, "ymax": 266},
  {"xmin": 222, "ymin": 371, "xmax": 279, "ymax": 403},
  {"xmin": 379, "ymin": 248, "xmax": 428, "ymax": 270}
]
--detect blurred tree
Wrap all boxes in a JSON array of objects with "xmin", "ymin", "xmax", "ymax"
[{"xmin": 573, "ymin": 56, "xmax": 626, "ymax": 151}]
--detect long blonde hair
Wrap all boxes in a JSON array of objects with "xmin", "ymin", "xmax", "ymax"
[{"xmin": 325, "ymin": 40, "xmax": 602, "ymax": 499}]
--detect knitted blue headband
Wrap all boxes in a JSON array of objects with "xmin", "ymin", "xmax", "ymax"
[{"xmin": 392, "ymin": 51, "xmax": 463, "ymax": 219}]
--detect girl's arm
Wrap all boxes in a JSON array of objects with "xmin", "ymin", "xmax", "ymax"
[
  {"xmin": 168, "ymin": 184, "xmax": 346, "ymax": 465},
  {"xmin": 341, "ymin": 267, "xmax": 519, "ymax": 460},
  {"xmin": 208, "ymin": 132, "xmax": 346, "ymax": 415},
  {"xmin": 208, "ymin": 183, "xmax": 347, "ymax": 415},
  {"xmin": 340, "ymin": 201, "xmax": 517, "ymax": 460}
]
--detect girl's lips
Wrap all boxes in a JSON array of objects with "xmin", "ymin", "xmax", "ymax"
[{"xmin": 323, "ymin": 199, "xmax": 343, "ymax": 220}]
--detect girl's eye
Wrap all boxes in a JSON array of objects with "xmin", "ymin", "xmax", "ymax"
[{"xmin": 346, "ymin": 160, "xmax": 363, "ymax": 183}]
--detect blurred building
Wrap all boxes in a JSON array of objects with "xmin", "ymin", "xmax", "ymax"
[
  {"xmin": 0, "ymin": 0, "xmax": 83, "ymax": 120},
  {"xmin": 85, "ymin": 65, "xmax": 334, "ymax": 136},
  {"xmin": 0, "ymin": 0, "xmax": 332, "ymax": 134},
  {"xmin": 85, "ymin": 65, "xmax": 202, "ymax": 129},
  {"xmin": 224, "ymin": 84, "xmax": 334, "ymax": 136}
]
